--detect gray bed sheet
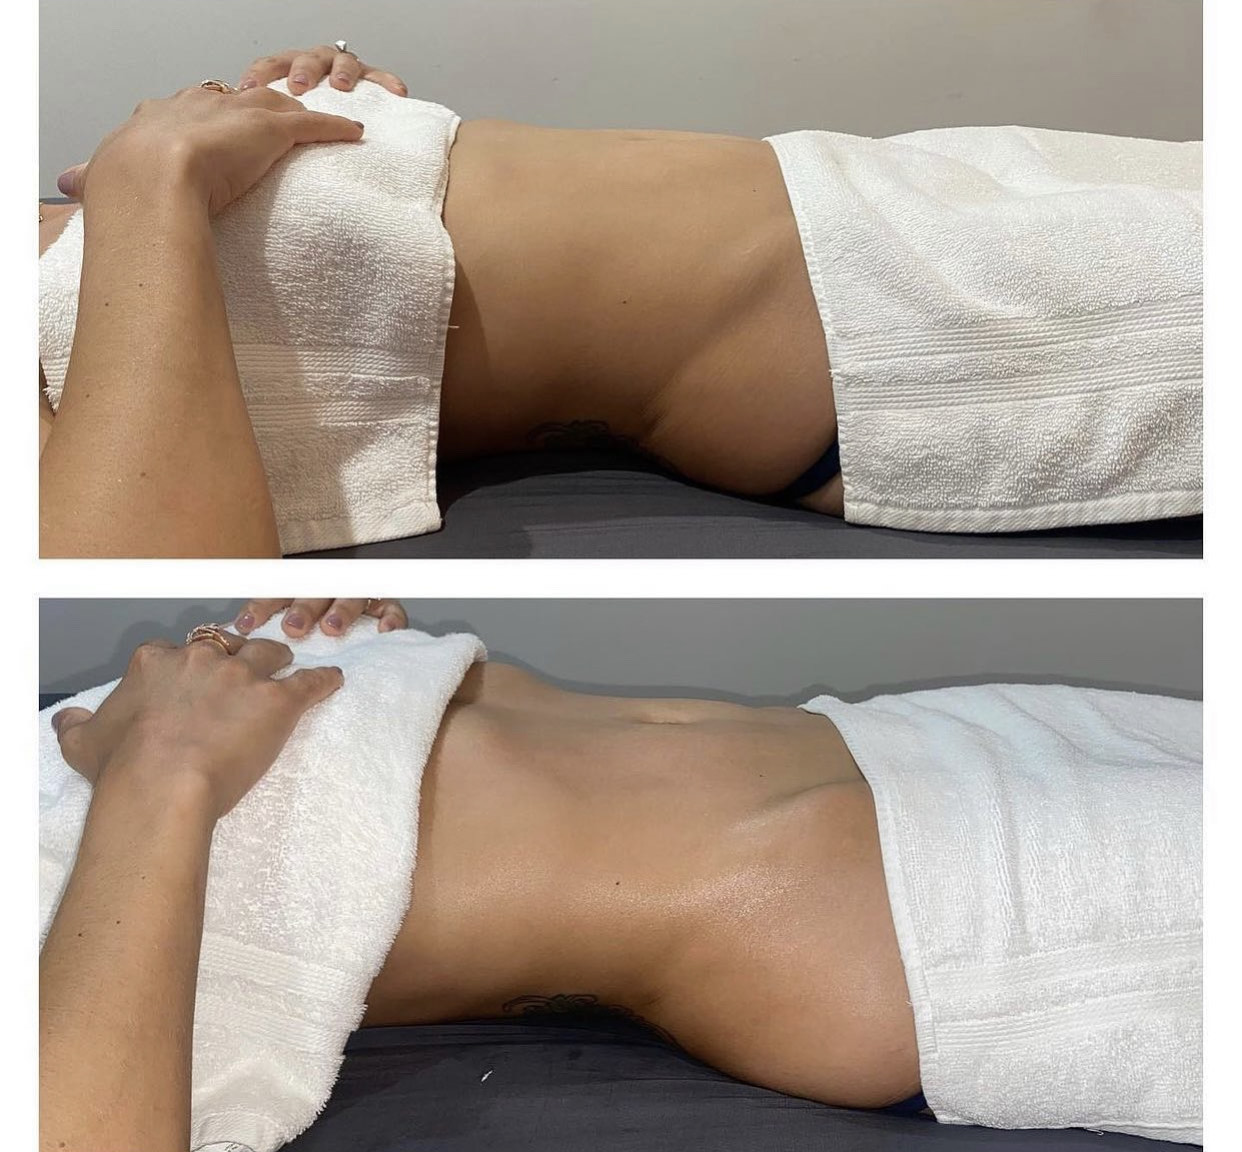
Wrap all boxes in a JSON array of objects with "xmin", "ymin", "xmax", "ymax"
[
  {"xmin": 296, "ymin": 452, "xmax": 1203, "ymax": 559},
  {"xmin": 285, "ymin": 1016, "xmax": 1197, "ymax": 1152}
]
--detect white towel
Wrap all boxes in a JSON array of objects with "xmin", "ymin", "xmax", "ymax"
[
  {"xmin": 39, "ymin": 616, "xmax": 486, "ymax": 1152},
  {"xmin": 766, "ymin": 126, "xmax": 1202, "ymax": 532},
  {"xmin": 800, "ymin": 683, "xmax": 1201, "ymax": 1143},
  {"xmin": 39, "ymin": 80, "xmax": 461, "ymax": 553}
]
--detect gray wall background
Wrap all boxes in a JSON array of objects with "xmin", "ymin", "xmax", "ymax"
[
  {"xmin": 40, "ymin": 0, "xmax": 1202, "ymax": 194},
  {"xmin": 40, "ymin": 600, "xmax": 1202, "ymax": 702}
]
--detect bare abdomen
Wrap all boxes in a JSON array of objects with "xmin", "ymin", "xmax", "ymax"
[
  {"xmin": 437, "ymin": 121, "xmax": 837, "ymax": 494},
  {"xmin": 366, "ymin": 676, "xmax": 917, "ymax": 1105},
  {"xmin": 649, "ymin": 779, "xmax": 921, "ymax": 1108}
]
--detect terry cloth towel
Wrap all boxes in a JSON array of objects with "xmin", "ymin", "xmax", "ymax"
[
  {"xmin": 39, "ymin": 79, "xmax": 460, "ymax": 554},
  {"xmin": 39, "ymin": 616, "xmax": 486, "ymax": 1152},
  {"xmin": 800, "ymin": 684, "xmax": 1201, "ymax": 1143},
  {"xmin": 765, "ymin": 126, "xmax": 1202, "ymax": 532}
]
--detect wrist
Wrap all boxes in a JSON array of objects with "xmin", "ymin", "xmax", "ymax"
[
  {"xmin": 94, "ymin": 748, "xmax": 220, "ymax": 829},
  {"xmin": 82, "ymin": 138, "xmax": 208, "ymax": 216}
]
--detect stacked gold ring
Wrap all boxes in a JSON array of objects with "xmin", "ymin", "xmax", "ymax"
[
  {"xmin": 199, "ymin": 79, "xmax": 237, "ymax": 94},
  {"xmin": 186, "ymin": 623, "xmax": 235, "ymax": 654}
]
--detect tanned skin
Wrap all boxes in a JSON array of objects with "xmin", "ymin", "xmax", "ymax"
[
  {"xmin": 362, "ymin": 661, "xmax": 920, "ymax": 1110},
  {"xmin": 38, "ymin": 58, "xmax": 844, "ymax": 555},
  {"xmin": 40, "ymin": 611, "xmax": 920, "ymax": 1152}
]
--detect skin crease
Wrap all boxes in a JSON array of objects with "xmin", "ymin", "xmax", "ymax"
[
  {"xmin": 362, "ymin": 660, "xmax": 920, "ymax": 1109},
  {"xmin": 38, "ymin": 114, "xmax": 846, "ymax": 517}
]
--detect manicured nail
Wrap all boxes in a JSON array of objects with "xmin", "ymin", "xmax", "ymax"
[
  {"xmin": 335, "ymin": 73, "xmax": 351, "ymax": 85},
  {"xmin": 56, "ymin": 170, "xmax": 75, "ymax": 196},
  {"xmin": 324, "ymin": 613, "xmax": 343, "ymax": 631},
  {"xmin": 236, "ymin": 612, "xmax": 255, "ymax": 632},
  {"xmin": 285, "ymin": 612, "xmax": 305, "ymax": 631},
  {"xmin": 291, "ymin": 72, "xmax": 308, "ymax": 86},
  {"xmin": 238, "ymin": 78, "xmax": 257, "ymax": 90}
]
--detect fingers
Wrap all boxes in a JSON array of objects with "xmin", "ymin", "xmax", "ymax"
[
  {"xmin": 51, "ymin": 706, "xmax": 94, "ymax": 739},
  {"xmin": 282, "ymin": 600, "xmax": 334, "ymax": 636},
  {"xmin": 52, "ymin": 706, "xmax": 96, "ymax": 777},
  {"xmin": 280, "ymin": 665, "xmax": 345, "ymax": 710},
  {"xmin": 238, "ymin": 49, "xmax": 299, "ymax": 91},
  {"xmin": 360, "ymin": 67, "xmax": 408, "ymax": 97},
  {"xmin": 285, "ymin": 48, "xmax": 333, "ymax": 96},
  {"xmin": 330, "ymin": 51, "xmax": 364, "ymax": 92},
  {"xmin": 234, "ymin": 637, "xmax": 295, "ymax": 678},
  {"xmin": 184, "ymin": 629, "xmax": 246, "ymax": 658},
  {"xmin": 283, "ymin": 111, "xmax": 366, "ymax": 144},
  {"xmin": 237, "ymin": 47, "xmax": 407, "ymax": 97},
  {"xmin": 235, "ymin": 598, "xmax": 404, "ymax": 636},
  {"xmin": 55, "ymin": 163, "xmax": 88, "ymax": 200},
  {"xmin": 364, "ymin": 598, "xmax": 409, "ymax": 633},
  {"xmin": 235, "ymin": 599, "xmax": 292, "ymax": 635},
  {"xmin": 319, "ymin": 599, "xmax": 366, "ymax": 636}
]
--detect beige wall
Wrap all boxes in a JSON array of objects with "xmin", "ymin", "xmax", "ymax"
[{"xmin": 40, "ymin": 0, "xmax": 1201, "ymax": 192}]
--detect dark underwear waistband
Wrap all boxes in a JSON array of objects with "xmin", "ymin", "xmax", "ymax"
[
  {"xmin": 881, "ymin": 1090, "xmax": 929, "ymax": 1117},
  {"xmin": 769, "ymin": 440, "xmax": 840, "ymax": 503}
]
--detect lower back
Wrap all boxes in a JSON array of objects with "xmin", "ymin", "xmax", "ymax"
[
  {"xmin": 437, "ymin": 120, "xmax": 837, "ymax": 493},
  {"xmin": 366, "ymin": 664, "xmax": 919, "ymax": 1108}
]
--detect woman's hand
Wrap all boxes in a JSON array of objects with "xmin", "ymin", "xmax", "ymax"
[
  {"xmin": 51, "ymin": 634, "xmax": 343, "ymax": 818},
  {"xmin": 57, "ymin": 83, "xmax": 364, "ymax": 216},
  {"xmin": 235, "ymin": 597, "xmax": 409, "ymax": 638},
  {"xmin": 239, "ymin": 45, "xmax": 409, "ymax": 98}
]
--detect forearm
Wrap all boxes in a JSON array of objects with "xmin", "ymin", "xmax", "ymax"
[
  {"xmin": 40, "ymin": 765, "xmax": 217, "ymax": 1152},
  {"xmin": 39, "ymin": 165, "xmax": 280, "ymax": 557}
]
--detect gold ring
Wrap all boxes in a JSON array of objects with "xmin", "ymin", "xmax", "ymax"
[
  {"xmin": 199, "ymin": 79, "xmax": 237, "ymax": 94},
  {"xmin": 186, "ymin": 623, "xmax": 235, "ymax": 655}
]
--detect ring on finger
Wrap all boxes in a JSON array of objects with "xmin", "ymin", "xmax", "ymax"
[
  {"xmin": 332, "ymin": 39, "xmax": 358, "ymax": 58},
  {"xmin": 186, "ymin": 623, "xmax": 236, "ymax": 655},
  {"xmin": 199, "ymin": 78, "xmax": 237, "ymax": 94}
]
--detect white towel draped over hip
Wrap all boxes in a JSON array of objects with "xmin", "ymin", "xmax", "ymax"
[
  {"xmin": 39, "ymin": 618, "xmax": 486, "ymax": 1152},
  {"xmin": 801, "ymin": 684, "xmax": 1202, "ymax": 1143},
  {"xmin": 767, "ymin": 126, "xmax": 1202, "ymax": 532},
  {"xmin": 39, "ymin": 80, "xmax": 461, "ymax": 554}
]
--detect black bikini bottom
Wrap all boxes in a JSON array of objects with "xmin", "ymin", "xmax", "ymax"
[{"xmin": 768, "ymin": 440, "xmax": 840, "ymax": 504}]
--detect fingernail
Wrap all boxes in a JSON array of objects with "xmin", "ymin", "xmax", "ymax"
[
  {"xmin": 239, "ymin": 78, "xmax": 257, "ymax": 90},
  {"xmin": 285, "ymin": 613, "xmax": 305, "ymax": 631},
  {"xmin": 324, "ymin": 613, "xmax": 343, "ymax": 631},
  {"xmin": 50, "ymin": 711, "xmax": 64, "ymax": 733},
  {"xmin": 236, "ymin": 612, "xmax": 255, "ymax": 632},
  {"xmin": 335, "ymin": 73, "xmax": 351, "ymax": 85},
  {"xmin": 56, "ymin": 170, "xmax": 75, "ymax": 196},
  {"xmin": 291, "ymin": 72, "xmax": 308, "ymax": 86},
  {"xmin": 353, "ymin": 120, "xmax": 364, "ymax": 131},
  {"xmin": 378, "ymin": 616, "xmax": 396, "ymax": 632}
]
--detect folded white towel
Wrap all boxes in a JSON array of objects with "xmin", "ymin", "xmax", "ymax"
[
  {"xmin": 801, "ymin": 683, "xmax": 1202, "ymax": 1143},
  {"xmin": 39, "ymin": 80, "xmax": 461, "ymax": 553},
  {"xmin": 767, "ymin": 126, "xmax": 1202, "ymax": 531},
  {"xmin": 39, "ymin": 617, "xmax": 486, "ymax": 1152}
]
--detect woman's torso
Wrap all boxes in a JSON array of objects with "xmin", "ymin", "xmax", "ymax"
[
  {"xmin": 40, "ymin": 119, "xmax": 840, "ymax": 500},
  {"xmin": 365, "ymin": 662, "xmax": 920, "ymax": 1108},
  {"xmin": 438, "ymin": 120, "xmax": 838, "ymax": 495}
]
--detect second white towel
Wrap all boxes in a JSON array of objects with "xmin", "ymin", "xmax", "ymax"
[{"xmin": 767, "ymin": 125, "xmax": 1202, "ymax": 532}]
